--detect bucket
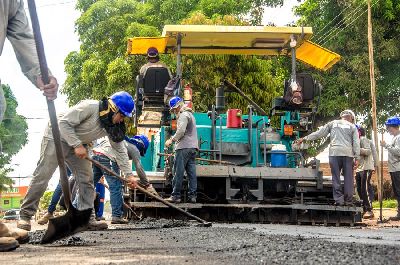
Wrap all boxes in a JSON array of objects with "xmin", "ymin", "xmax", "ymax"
[
  {"xmin": 271, "ymin": 144, "xmax": 287, "ymax": 167},
  {"xmin": 226, "ymin": 109, "xmax": 242, "ymax": 128}
]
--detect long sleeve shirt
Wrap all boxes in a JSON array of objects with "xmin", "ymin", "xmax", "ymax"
[
  {"xmin": 93, "ymin": 138, "xmax": 148, "ymax": 183},
  {"xmin": 383, "ymin": 133, "xmax": 400, "ymax": 172},
  {"xmin": 171, "ymin": 106, "xmax": 198, "ymax": 150},
  {"xmin": 1, "ymin": 0, "xmax": 41, "ymax": 85},
  {"xmin": 356, "ymin": 136, "xmax": 378, "ymax": 172},
  {"xmin": 45, "ymin": 100, "xmax": 132, "ymax": 176},
  {"xmin": 304, "ymin": 119, "xmax": 360, "ymax": 158}
]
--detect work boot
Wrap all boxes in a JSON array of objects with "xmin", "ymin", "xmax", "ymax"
[
  {"xmin": 16, "ymin": 219, "xmax": 31, "ymax": 232},
  {"xmin": 363, "ymin": 211, "xmax": 374, "ymax": 219},
  {"xmin": 87, "ymin": 215, "xmax": 108, "ymax": 231},
  {"xmin": 145, "ymin": 184, "xmax": 159, "ymax": 196},
  {"xmin": 37, "ymin": 212, "xmax": 54, "ymax": 225},
  {"xmin": 0, "ymin": 222, "xmax": 29, "ymax": 243},
  {"xmin": 111, "ymin": 217, "xmax": 129, "ymax": 224},
  {"xmin": 388, "ymin": 212, "xmax": 400, "ymax": 221},
  {"xmin": 187, "ymin": 197, "xmax": 196, "ymax": 203},
  {"xmin": 95, "ymin": 216, "xmax": 105, "ymax": 221},
  {"xmin": 0, "ymin": 237, "xmax": 19, "ymax": 252},
  {"xmin": 164, "ymin": 196, "xmax": 181, "ymax": 203}
]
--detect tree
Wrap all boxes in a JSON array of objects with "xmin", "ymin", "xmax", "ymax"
[
  {"xmin": 39, "ymin": 190, "xmax": 54, "ymax": 211},
  {"xmin": 63, "ymin": 0, "xmax": 286, "ymax": 110},
  {"xmin": 0, "ymin": 84, "xmax": 28, "ymax": 191},
  {"xmin": 295, "ymin": 0, "xmax": 400, "ymax": 129}
]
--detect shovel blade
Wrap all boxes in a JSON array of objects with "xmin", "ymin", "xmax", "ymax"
[{"xmin": 41, "ymin": 204, "xmax": 92, "ymax": 244}]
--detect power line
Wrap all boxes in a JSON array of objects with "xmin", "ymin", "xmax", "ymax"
[
  {"xmin": 313, "ymin": 2, "xmax": 366, "ymax": 44},
  {"xmin": 310, "ymin": 3, "xmax": 354, "ymax": 41},
  {"xmin": 320, "ymin": 0, "xmax": 379, "ymax": 46},
  {"xmin": 24, "ymin": 0, "xmax": 76, "ymax": 9}
]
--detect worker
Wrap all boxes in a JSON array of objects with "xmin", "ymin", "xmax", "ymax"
[
  {"xmin": 94, "ymin": 176, "xmax": 106, "ymax": 221},
  {"xmin": 355, "ymin": 126, "xmax": 377, "ymax": 219},
  {"xmin": 165, "ymin": 96, "xmax": 198, "ymax": 203},
  {"xmin": 381, "ymin": 116, "xmax": 400, "ymax": 221},
  {"xmin": 0, "ymin": 0, "xmax": 58, "ymax": 251},
  {"xmin": 139, "ymin": 47, "xmax": 172, "ymax": 78},
  {"xmin": 91, "ymin": 135, "xmax": 157, "ymax": 224},
  {"xmin": 297, "ymin": 109, "xmax": 360, "ymax": 206},
  {"xmin": 17, "ymin": 91, "xmax": 138, "ymax": 231}
]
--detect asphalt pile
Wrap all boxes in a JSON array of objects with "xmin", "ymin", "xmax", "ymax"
[
  {"xmin": 28, "ymin": 230, "xmax": 90, "ymax": 246},
  {"xmin": 128, "ymin": 217, "xmax": 190, "ymax": 229}
]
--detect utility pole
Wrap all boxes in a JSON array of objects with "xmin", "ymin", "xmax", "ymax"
[{"xmin": 367, "ymin": 0, "xmax": 382, "ymax": 222}]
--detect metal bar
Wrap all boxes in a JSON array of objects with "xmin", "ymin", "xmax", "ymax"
[
  {"xmin": 157, "ymin": 153, "xmax": 235, "ymax": 165},
  {"xmin": 223, "ymin": 80, "xmax": 268, "ymax": 116},
  {"xmin": 219, "ymin": 116, "xmax": 222, "ymax": 164}
]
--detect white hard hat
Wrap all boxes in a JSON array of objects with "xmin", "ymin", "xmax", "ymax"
[{"xmin": 340, "ymin": 109, "xmax": 356, "ymax": 123}]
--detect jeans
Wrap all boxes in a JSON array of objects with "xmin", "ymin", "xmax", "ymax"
[
  {"xmin": 172, "ymin": 148, "xmax": 197, "ymax": 199},
  {"xmin": 92, "ymin": 154, "xmax": 123, "ymax": 218},
  {"xmin": 95, "ymin": 183, "xmax": 105, "ymax": 218},
  {"xmin": 48, "ymin": 167, "xmax": 72, "ymax": 213}
]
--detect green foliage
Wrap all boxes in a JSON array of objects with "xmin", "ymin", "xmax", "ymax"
[
  {"xmin": 295, "ymin": 0, "xmax": 400, "ymax": 128},
  {"xmin": 39, "ymin": 191, "xmax": 54, "ymax": 211},
  {"xmin": 372, "ymin": 199, "xmax": 398, "ymax": 209},
  {"xmin": 0, "ymin": 85, "xmax": 28, "ymax": 192}
]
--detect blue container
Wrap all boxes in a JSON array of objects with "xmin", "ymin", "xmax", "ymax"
[{"xmin": 271, "ymin": 150, "xmax": 287, "ymax": 167}]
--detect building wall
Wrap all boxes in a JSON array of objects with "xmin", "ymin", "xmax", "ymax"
[{"xmin": 0, "ymin": 186, "xmax": 28, "ymax": 210}]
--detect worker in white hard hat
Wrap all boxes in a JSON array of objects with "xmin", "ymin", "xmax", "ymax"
[{"xmin": 297, "ymin": 109, "xmax": 360, "ymax": 206}]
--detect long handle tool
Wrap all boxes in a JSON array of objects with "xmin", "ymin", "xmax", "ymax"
[
  {"xmin": 87, "ymin": 157, "xmax": 212, "ymax": 227},
  {"xmin": 27, "ymin": 0, "xmax": 91, "ymax": 244}
]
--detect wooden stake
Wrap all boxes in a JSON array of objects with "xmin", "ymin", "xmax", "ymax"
[{"xmin": 367, "ymin": 0, "xmax": 382, "ymax": 221}]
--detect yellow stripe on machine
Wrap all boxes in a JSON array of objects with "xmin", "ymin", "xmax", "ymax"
[{"xmin": 127, "ymin": 25, "xmax": 340, "ymax": 71}]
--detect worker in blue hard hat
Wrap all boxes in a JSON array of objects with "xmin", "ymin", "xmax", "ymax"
[
  {"xmin": 381, "ymin": 116, "xmax": 400, "ymax": 221},
  {"xmin": 91, "ymin": 134, "xmax": 157, "ymax": 224},
  {"xmin": 165, "ymin": 96, "xmax": 198, "ymax": 203},
  {"xmin": 18, "ymin": 91, "xmax": 138, "ymax": 232}
]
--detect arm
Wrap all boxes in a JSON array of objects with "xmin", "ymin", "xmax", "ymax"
[
  {"xmin": 109, "ymin": 139, "xmax": 132, "ymax": 177},
  {"xmin": 304, "ymin": 122, "xmax": 332, "ymax": 141},
  {"xmin": 360, "ymin": 138, "xmax": 372, "ymax": 156},
  {"xmin": 171, "ymin": 112, "xmax": 189, "ymax": 143},
  {"xmin": 6, "ymin": 0, "xmax": 40, "ymax": 85},
  {"xmin": 59, "ymin": 101, "xmax": 94, "ymax": 148},
  {"xmin": 352, "ymin": 127, "xmax": 360, "ymax": 159},
  {"xmin": 126, "ymin": 143, "xmax": 147, "ymax": 181},
  {"xmin": 385, "ymin": 137, "xmax": 400, "ymax": 157},
  {"xmin": 370, "ymin": 140, "xmax": 378, "ymax": 167}
]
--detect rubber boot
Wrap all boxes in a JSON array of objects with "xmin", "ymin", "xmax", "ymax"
[
  {"xmin": 37, "ymin": 212, "xmax": 54, "ymax": 225},
  {"xmin": 0, "ymin": 237, "xmax": 19, "ymax": 252},
  {"xmin": 0, "ymin": 221, "xmax": 29, "ymax": 243}
]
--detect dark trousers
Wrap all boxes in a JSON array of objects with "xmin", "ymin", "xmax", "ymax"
[
  {"xmin": 329, "ymin": 156, "xmax": 354, "ymax": 204},
  {"xmin": 356, "ymin": 170, "xmax": 373, "ymax": 211},
  {"xmin": 390, "ymin": 171, "xmax": 400, "ymax": 211},
  {"xmin": 172, "ymin": 148, "xmax": 197, "ymax": 199}
]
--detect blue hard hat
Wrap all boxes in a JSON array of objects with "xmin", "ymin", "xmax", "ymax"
[
  {"xmin": 169, "ymin": 96, "xmax": 183, "ymax": 110},
  {"xmin": 125, "ymin": 135, "xmax": 150, "ymax": 156},
  {"xmin": 110, "ymin": 91, "xmax": 135, "ymax": 117},
  {"xmin": 385, "ymin": 116, "xmax": 400, "ymax": 126},
  {"xmin": 147, "ymin": 47, "xmax": 159, "ymax": 58}
]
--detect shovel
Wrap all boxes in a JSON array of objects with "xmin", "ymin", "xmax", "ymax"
[
  {"xmin": 27, "ymin": 0, "xmax": 92, "ymax": 244},
  {"xmin": 87, "ymin": 157, "xmax": 212, "ymax": 227}
]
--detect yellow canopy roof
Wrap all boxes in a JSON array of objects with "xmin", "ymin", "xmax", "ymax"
[{"xmin": 127, "ymin": 25, "xmax": 340, "ymax": 71}]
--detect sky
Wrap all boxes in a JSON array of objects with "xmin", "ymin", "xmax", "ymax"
[{"xmin": 0, "ymin": 0, "xmax": 391, "ymax": 189}]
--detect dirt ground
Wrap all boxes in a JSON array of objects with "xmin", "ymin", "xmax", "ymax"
[{"xmin": 2, "ymin": 208, "xmax": 400, "ymax": 265}]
